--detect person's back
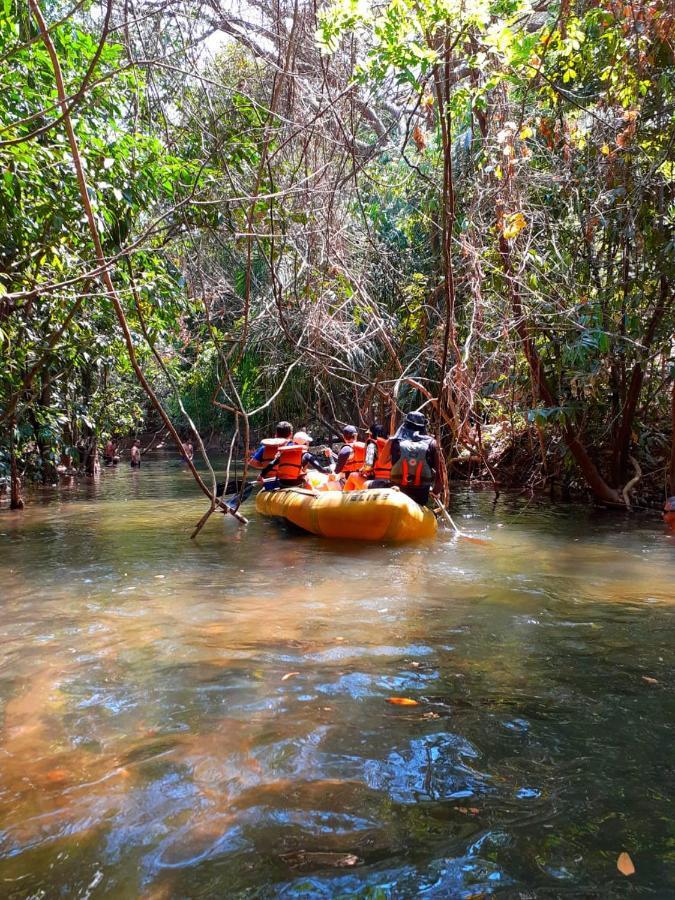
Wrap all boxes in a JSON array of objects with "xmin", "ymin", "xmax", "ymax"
[
  {"xmin": 389, "ymin": 412, "xmax": 441, "ymax": 505},
  {"xmin": 130, "ymin": 440, "xmax": 141, "ymax": 468},
  {"xmin": 248, "ymin": 421, "xmax": 293, "ymax": 480},
  {"xmin": 335, "ymin": 425, "xmax": 366, "ymax": 479},
  {"xmin": 262, "ymin": 431, "xmax": 332, "ymax": 488},
  {"xmin": 364, "ymin": 424, "xmax": 391, "ymax": 486}
]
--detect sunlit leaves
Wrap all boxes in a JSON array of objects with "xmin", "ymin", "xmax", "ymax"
[{"xmin": 502, "ymin": 212, "xmax": 527, "ymax": 239}]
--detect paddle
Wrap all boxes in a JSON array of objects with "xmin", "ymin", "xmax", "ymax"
[
  {"xmin": 431, "ymin": 494, "xmax": 490, "ymax": 545},
  {"xmin": 224, "ymin": 482, "xmax": 254, "ymax": 512},
  {"xmin": 216, "ymin": 478, "xmax": 259, "ymax": 497}
]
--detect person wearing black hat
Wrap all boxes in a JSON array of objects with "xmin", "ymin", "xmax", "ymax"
[{"xmin": 388, "ymin": 411, "xmax": 442, "ymax": 505}]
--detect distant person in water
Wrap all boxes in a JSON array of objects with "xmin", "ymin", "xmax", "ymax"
[
  {"xmin": 103, "ymin": 439, "xmax": 118, "ymax": 466},
  {"xmin": 664, "ymin": 497, "xmax": 675, "ymax": 530},
  {"xmin": 182, "ymin": 439, "xmax": 194, "ymax": 462},
  {"xmin": 130, "ymin": 440, "xmax": 142, "ymax": 468}
]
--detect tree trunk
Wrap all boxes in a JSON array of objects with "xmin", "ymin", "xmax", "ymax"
[
  {"xmin": 611, "ymin": 274, "xmax": 670, "ymax": 484},
  {"xmin": 9, "ymin": 421, "xmax": 24, "ymax": 510},
  {"xmin": 497, "ymin": 218, "xmax": 621, "ymax": 505},
  {"xmin": 29, "ymin": 0, "xmax": 246, "ymax": 528},
  {"xmin": 669, "ymin": 379, "xmax": 675, "ymax": 495}
]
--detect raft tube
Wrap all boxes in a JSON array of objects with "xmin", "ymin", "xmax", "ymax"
[{"xmin": 256, "ymin": 487, "xmax": 437, "ymax": 541}]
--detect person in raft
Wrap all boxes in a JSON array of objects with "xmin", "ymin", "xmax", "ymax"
[
  {"xmin": 247, "ymin": 421, "xmax": 293, "ymax": 484},
  {"xmin": 130, "ymin": 439, "xmax": 142, "ymax": 468},
  {"xmin": 259, "ymin": 431, "xmax": 333, "ymax": 489},
  {"xmin": 334, "ymin": 424, "xmax": 368, "ymax": 484},
  {"xmin": 362, "ymin": 423, "xmax": 392, "ymax": 487},
  {"xmin": 385, "ymin": 411, "xmax": 442, "ymax": 506}
]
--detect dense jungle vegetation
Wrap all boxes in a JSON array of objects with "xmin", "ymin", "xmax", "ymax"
[{"xmin": 1, "ymin": 0, "xmax": 673, "ymax": 511}]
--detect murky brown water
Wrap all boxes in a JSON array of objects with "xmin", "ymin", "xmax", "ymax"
[{"xmin": 1, "ymin": 456, "xmax": 673, "ymax": 897}]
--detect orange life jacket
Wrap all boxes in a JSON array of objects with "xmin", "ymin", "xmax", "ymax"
[
  {"xmin": 275, "ymin": 444, "xmax": 307, "ymax": 482},
  {"xmin": 373, "ymin": 437, "xmax": 392, "ymax": 480},
  {"xmin": 255, "ymin": 437, "xmax": 288, "ymax": 476},
  {"xmin": 341, "ymin": 440, "xmax": 366, "ymax": 474}
]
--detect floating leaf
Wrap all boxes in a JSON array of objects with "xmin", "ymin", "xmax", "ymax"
[
  {"xmin": 617, "ymin": 852, "xmax": 635, "ymax": 876},
  {"xmin": 386, "ymin": 697, "xmax": 420, "ymax": 706},
  {"xmin": 281, "ymin": 672, "xmax": 300, "ymax": 681},
  {"xmin": 45, "ymin": 769, "xmax": 69, "ymax": 784}
]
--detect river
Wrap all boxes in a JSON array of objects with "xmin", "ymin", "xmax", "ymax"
[{"xmin": 1, "ymin": 455, "xmax": 673, "ymax": 897}]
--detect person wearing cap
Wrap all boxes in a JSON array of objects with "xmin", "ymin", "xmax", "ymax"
[
  {"xmin": 334, "ymin": 425, "xmax": 367, "ymax": 480},
  {"xmin": 260, "ymin": 431, "xmax": 333, "ymax": 489},
  {"xmin": 388, "ymin": 411, "xmax": 442, "ymax": 505},
  {"xmin": 247, "ymin": 421, "xmax": 293, "ymax": 477}
]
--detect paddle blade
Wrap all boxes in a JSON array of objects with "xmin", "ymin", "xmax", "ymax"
[
  {"xmin": 225, "ymin": 483, "xmax": 254, "ymax": 511},
  {"xmin": 217, "ymin": 479, "xmax": 248, "ymax": 497}
]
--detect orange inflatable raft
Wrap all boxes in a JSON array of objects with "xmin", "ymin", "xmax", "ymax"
[{"xmin": 255, "ymin": 487, "xmax": 437, "ymax": 541}]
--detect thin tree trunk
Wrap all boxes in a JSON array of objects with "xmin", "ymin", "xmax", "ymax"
[
  {"xmin": 29, "ymin": 0, "xmax": 246, "ymax": 528},
  {"xmin": 497, "ymin": 215, "xmax": 622, "ymax": 505},
  {"xmin": 9, "ymin": 420, "xmax": 24, "ymax": 510},
  {"xmin": 670, "ymin": 379, "xmax": 675, "ymax": 495},
  {"xmin": 612, "ymin": 274, "xmax": 670, "ymax": 484}
]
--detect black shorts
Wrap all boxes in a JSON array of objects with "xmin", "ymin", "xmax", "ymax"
[{"xmin": 399, "ymin": 485, "xmax": 431, "ymax": 506}]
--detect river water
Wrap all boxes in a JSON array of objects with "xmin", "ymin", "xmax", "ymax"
[{"xmin": 0, "ymin": 456, "xmax": 673, "ymax": 898}]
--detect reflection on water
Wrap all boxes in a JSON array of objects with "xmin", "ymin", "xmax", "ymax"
[{"xmin": 1, "ymin": 457, "xmax": 673, "ymax": 897}]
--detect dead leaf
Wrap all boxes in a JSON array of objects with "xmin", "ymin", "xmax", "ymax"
[
  {"xmin": 412, "ymin": 125, "xmax": 427, "ymax": 152},
  {"xmin": 617, "ymin": 852, "xmax": 635, "ymax": 876},
  {"xmin": 386, "ymin": 697, "xmax": 420, "ymax": 706},
  {"xmin": 641, "ymin": 676, "xmax": 658, "ymax": 685},
  {"xmin": 281, "ymin": 672, "xmax": 300, "ymax": 681},
  {"xmin": 45, "ymin": 769, "xmax": 69, "ymax": 784}
]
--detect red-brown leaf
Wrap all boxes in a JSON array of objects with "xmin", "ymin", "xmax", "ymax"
[{"xmin": 617, "ymin": 852, "xmax": 635, "ymax": 876}]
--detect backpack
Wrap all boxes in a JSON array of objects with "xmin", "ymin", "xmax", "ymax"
[{"xmin": 390, "ymin": 436, "xmax": 434, "ymax": 487}]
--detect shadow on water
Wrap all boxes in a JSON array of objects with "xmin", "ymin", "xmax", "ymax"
[{"xmin": 0, "ymin": 455, "xmax": 673, "ymax": 897}]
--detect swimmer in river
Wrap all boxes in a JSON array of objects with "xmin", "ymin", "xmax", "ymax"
[{"xmin": 130, "ymin": 440, "xmax": 141, "ymax": 468}]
